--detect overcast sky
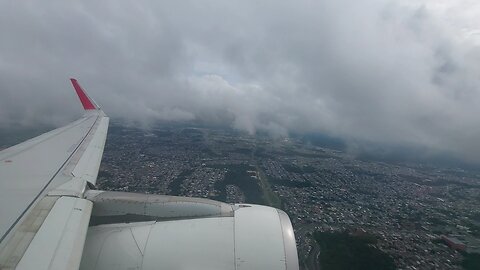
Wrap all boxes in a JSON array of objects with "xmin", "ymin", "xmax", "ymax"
[{"xmin": 0, "ymin": 0, "xmax": 479, "ymax": 162}]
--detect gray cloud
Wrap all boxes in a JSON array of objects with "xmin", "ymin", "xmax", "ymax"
[{"xmin": 0, "ymin": 0, "xmax": 479, "ymax": 162}]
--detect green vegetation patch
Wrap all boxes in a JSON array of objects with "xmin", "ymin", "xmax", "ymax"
[
  {"xmin": 169, "ymin": 169, "xmax": 194, "ymax": 195},
  {"xmin": 282, "ymin": 163, "xmax": 304, "ymax": 173},
  {"xmin": 271, "ymin": 178, "xmax": 313, "ymax": 188},
  {"xmin": 314, "ymin": 231, "xmax": 396, "ymax": 270},
  {"xmin": 256, "ymin": 167, "xmax": 282, "ymax": 208},
  {"xmin": 282, "ymin": 163, "xmax": 317, "ymax": 174},
  {"xmin": 212, "ymin": 164, "xmax": 264, "ymax": 204},
  {"xmin": 233, "ymin": 147, "xmax": 252, "ymax": 154},
  {"xmin": 461, "ymin": 252, "xmax": 480, "ymax": 270}
]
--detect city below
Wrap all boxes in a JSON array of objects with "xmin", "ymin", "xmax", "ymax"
[{"xmin": 94, "ymin": 123, "xmax": 480, "ymax": 270}]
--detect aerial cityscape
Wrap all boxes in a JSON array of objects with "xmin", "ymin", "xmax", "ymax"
[
  {"xmin": 96, "ymin": 123, "xmax": 480, "ymax": 270},
  {"xmin": 1, "ymin": 1, "xmax": 479, "ymax": 269}
]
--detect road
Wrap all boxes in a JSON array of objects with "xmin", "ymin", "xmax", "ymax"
[{"xmin": 295, "ymin": 223, "xmax": 321, "ymax": 270}]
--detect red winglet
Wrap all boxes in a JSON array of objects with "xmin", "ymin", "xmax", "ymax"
[{"xmin": 70, "ymin": 78, "xmax": 97, "ymax": 110}]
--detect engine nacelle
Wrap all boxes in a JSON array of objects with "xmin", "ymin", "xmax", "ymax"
[{"xmin": 80, "ymin": 191, "xmax": 299, "ymax": 270}]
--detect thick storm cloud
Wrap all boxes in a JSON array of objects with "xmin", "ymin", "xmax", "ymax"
[{"xmin": 0, "ymin": 0, "xmax": 479, "ymax": 162}]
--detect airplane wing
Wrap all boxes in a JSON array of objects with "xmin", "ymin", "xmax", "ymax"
[
  {"xmin": 0, "ymin": 79, "xmax": 109, "ymax": 269},
  {"xmin": 0, "ymin": 79, "xmax": 299, "ymax": 270}
]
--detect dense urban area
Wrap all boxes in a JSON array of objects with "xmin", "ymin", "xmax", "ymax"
[{"xmin": 95, "ymin": 123, "xmax": 480, "ymax": 270}]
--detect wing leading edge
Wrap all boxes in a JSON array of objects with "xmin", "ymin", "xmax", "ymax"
[{"xmin": 0, "ymin": 79, "xmax": 109, "ymax": 269}]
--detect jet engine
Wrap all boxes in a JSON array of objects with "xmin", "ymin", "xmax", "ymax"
[{"xmin": 80, "ymin": 191, "xmax": 299, "ymax": 270}]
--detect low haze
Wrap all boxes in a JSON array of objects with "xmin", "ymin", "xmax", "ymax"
[{"xmin": 0, "ymin": 0, "xmax": 479, "ymax": 162}]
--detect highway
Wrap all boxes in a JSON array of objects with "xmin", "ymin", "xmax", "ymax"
[{"xmin": 295, "ymin": 223, "xmax": 321, "ymax": 270}]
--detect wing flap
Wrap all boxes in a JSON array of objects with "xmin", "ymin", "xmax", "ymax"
[
  {"xmin": 15, "ymin": 197, "xmax": 92, "ymax": 270},
  {"xmin": 0, "ymin": 196, "xmax": 58, "ymax": 269}
]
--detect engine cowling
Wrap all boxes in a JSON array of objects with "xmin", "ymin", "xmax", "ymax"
[{"xmin": 80, "ymin": 191, "xmax": 299, "ymax": 270}]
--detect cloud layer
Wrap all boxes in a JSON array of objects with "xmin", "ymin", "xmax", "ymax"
[{"xmin": 0, "ymin": 0, "xmax": 479, "ymax": 162}]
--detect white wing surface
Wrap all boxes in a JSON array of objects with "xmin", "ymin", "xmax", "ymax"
[
  {"xmin": 0, "ymin": 79, "xmax": 299, "ymax": 270},
  {"xmin": 0, "ymin": 79, "xmax": 109, "ymax": 269}
]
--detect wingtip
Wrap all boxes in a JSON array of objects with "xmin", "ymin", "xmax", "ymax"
[{"xmin": 70, "ymin": 78, "xmax": 98, "ymax": 110}]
